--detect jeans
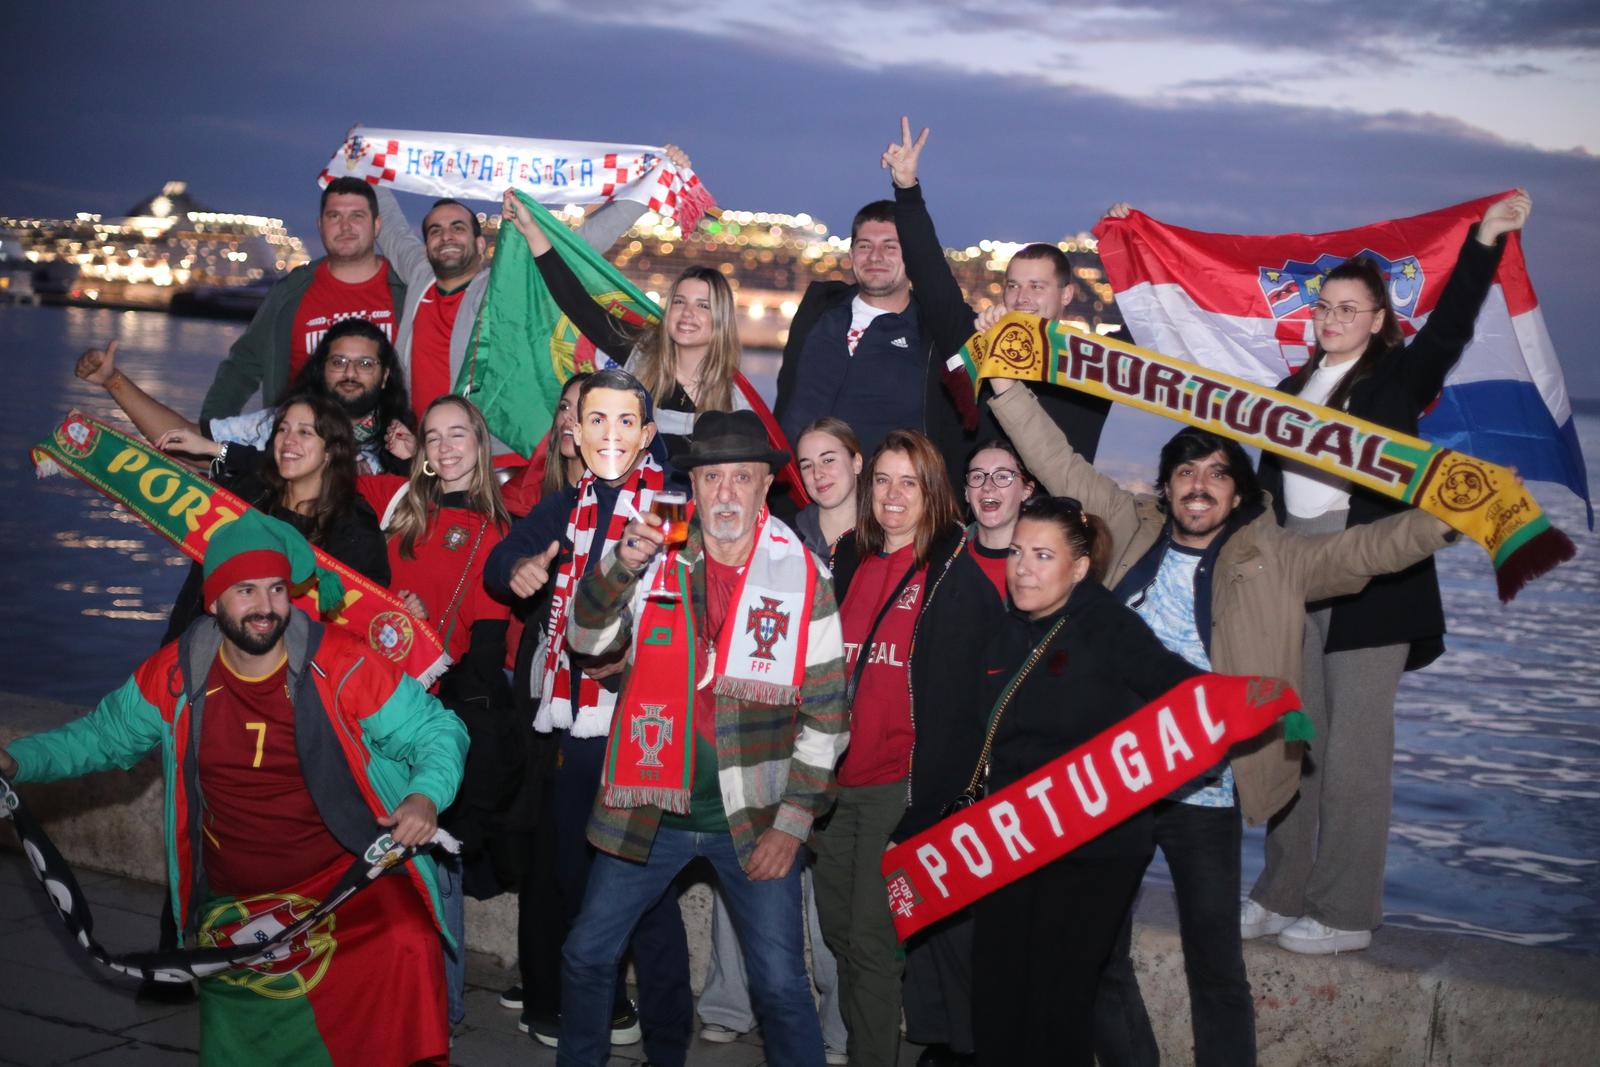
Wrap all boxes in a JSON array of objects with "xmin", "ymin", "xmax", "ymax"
[
  {"xmin": 700, "ymin": 859, "xmax": 848, "ymax": 1053},
  {"xmin": 439, "ymin": 852, "xmax": 465, "ymax": 1026},
  {"xmin": 559, "ymin": 828, "xmax": 825, "ymax": 1067},
  {"xmin": 1095, "ymin": 801, "xmax": 1256, "ymax": 1067}
]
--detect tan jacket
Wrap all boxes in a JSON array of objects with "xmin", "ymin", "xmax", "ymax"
[{"xmin": 989, "ymin": 384, "xmax": 1454, "ymax": 824}]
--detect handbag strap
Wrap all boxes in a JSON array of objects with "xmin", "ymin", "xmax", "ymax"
[
  {"xmin": 961, "ymin": 616, "xmax": 1067, "ymax": 797},
  {"xmin": 435, "ymin": 516, "xmax": 490, "ymax": 654},
  {"xmin": 844, "ymin": 561, "xmax": 921, "ymax": 709}
]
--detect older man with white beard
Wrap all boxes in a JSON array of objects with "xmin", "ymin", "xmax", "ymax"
[{"xmin": 557, "ymin": 409, "xmax": 849, "ymax": 1067}]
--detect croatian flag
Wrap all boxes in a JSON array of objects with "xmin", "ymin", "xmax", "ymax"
[{"xmin": 1093, "ymin": 194, "xmax": 1591, "ymax": 525}]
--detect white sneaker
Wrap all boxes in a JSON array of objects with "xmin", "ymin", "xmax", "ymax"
[
  {"xmin": 699, "ymin": 1022, "xmax": 746, "ymax": 1043},
  {"xmin": 825, "ymin": 1049, "xmax": 849, "ymax": 1066},
  {"xmin": 1277, "ymin": 916, "xmax": 1372, "ymax": 955},
  {"xmin": 1240, "ymin": 898, "xmax": 1294, "ymax": 940}
]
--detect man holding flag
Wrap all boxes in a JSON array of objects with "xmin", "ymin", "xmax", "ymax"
[{"xmin": 371, "ymin": 140, "xmax": 697, "ymax": 451}]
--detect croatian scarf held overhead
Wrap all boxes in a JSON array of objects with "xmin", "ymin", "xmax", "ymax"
[
  {"xmin": 946, "ymin": 315, "xmax": 1575, "ymax": 602},
  {"xmin": 603, "ymin": 509, "xmax": 818, "ymax": 813},
  {"xmin": 319, "ymin": 126, "xmax": 718, "ymax": 231},
  {"xmin": 537, "ymin": 457, "xmax": 666, "ymax": 737}
]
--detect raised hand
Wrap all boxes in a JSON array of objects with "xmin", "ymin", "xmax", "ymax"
[
  {"xmin": 1479, "ymin": 189, "xmax": 1532, "ymax": 245},
  {"xmin": 975, "ymin": 303, "xmax": 1008, "ymax": 331},
  {"xmin": 616, "ymin": 513, "xmax": 666, "ymax": 573},
  {"xmin": 155, "ymin": 427, "xmax": 222, "ymax": 459},
  {"xmin": 662, "ymin": 143, "xmax": 692, "ymax": 172},
  {"xmin": 1103, "ymin": 202, "xmax": 1134, "ymax": 220},
  {"xmin": 75, "ymin": 340, "xmax": 120, "ymax": 387},
  {"xmin": 385, "ymin": 421, "xmax": 416, "ymax": 462},
  {"xmin": 397, "ymin": 590, "xmax": 429, "ymax": 620},
  {"xmin": 509, "ymin": 540, "xmax": 562, "ymax": 599},
  {"xmin": 882, "ymin": 116, "xmax": 930, "ymax": 190},
  {"xmin": 501, "ymin": 189, "xmax": 552, "ymax": 255}
]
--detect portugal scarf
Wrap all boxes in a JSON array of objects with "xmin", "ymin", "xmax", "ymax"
[
  {"xmin": 32, "ymin": 411, "xmax": 450, "ymax": 684},
  {"xmin": 537, "ymin": 456, "xmax": 665, "ymax": 737},
  {"xmin": 603, "ymin": 509, "xmax": 817, "ymax": 813},
  {"xmin": 880, "ymin": 674, "xmax": 1301, "ymax": 940},
  {"xmin": 946, "ymin": 315, "xmax": 1575, "ymax": 602}
]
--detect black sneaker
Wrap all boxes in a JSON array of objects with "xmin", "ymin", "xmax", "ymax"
[
  {"xmin": 522, "ymin": 1011, "xmax": 560, "ymax": 1048},
  {"xmin": 498, "ymin": 984, "xmax": 523, "ymax": 1010},
  {"xmin": 611, "ymin": 1000, "xmax": 643, "ymax": 1045}
]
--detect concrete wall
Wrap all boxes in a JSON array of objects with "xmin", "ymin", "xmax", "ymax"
[{"xmin": 4, "ymin": 693, "xmax": 1597, "ymax": 1065}]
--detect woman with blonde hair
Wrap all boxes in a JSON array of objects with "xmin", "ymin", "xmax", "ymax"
[
  {"xmin": 814, "ymin": 429, "xmax": 1006, "ymax": 1067},
  {"xmin": 361, "ymin": 393, "xmax": 518, "ymax": 1031},
  {"xmin": 502, "ymin": 193, "xmax": 807, "ymax": 509}
]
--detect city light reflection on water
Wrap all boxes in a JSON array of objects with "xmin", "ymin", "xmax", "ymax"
[{"xmin": 0, "ymin": 303, "xmax": 1597, "ymax": 955}]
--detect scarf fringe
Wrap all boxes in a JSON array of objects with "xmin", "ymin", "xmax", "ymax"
[
  {"xmin": 1495, "ymin": 525, "xmax": 1577, "ymax": 603},
  {"xmin": 604, "ymin": 785, "xmax": 693, "ymax": 815},
  {"xmin": 941, "ymin": 363, "xmax": 980, "ymax": 432},
  {"xmin": 1280, "ymin": 710, "xmax": 1315, "ymax": 744},
  {"xmin": 714, "ymin": 677, "xmax": 802, "ymax": 707}
]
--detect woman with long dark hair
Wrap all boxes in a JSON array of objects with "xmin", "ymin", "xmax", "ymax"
[
  {"xmin": 156, "ymin": 392, "xmax": 388, "ymax": 638},
  {"xmin": 814, "ymin": 429, "xmax": 1005, "ymax": 1067},
  {"xmin": 1235, "ymin": 191, "xmax": 1533, "ymax": 954}
]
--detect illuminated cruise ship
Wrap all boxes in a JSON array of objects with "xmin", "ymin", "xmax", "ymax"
[
  {"xmin": 2, "ymin": 183, "xmax": 1120, "ymax": 346},
  {"xmin": 0, "ymin": 181, "xmax": 309, "ymax": 312}
]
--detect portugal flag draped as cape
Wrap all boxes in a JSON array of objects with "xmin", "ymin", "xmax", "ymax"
[
  {"xmin": 459, "ymin": 192, "xmax": 808, "ymax": 508},
  {"xmin": 1092, "ymin": 193, "xmax": 1591, "ymax": 526}
]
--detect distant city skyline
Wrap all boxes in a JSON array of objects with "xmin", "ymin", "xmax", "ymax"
[{"xmin": 8, "ymin": 0, "xmax": 1597, "ymax": 395}]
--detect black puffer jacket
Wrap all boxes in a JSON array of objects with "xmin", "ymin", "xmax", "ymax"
[{"xmin": 981, "ymin": 579, "xmax": 1200, "ymax": 859}]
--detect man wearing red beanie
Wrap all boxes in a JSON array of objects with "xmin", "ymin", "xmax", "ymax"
[{"xmin": 2, "ymin": 511, "xmax": 468, "ymax": 1066}]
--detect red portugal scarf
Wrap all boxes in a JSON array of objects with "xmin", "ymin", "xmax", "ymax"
[
  {"xmin": 603, "ymin": 509, "xmax": 817, "ymax": 812},
  {"xmin": 880, "ymin": 673, "xmax": 1303, "ymax": 940},
  {"xmin": 537, "ymin": 456, "xmax": 665, "ymax": 737}
]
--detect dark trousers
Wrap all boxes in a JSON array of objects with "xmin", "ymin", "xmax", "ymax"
[
  {"xmin": 903, "ymin": 911, "xmax": 974, "ymax": 1055},
  {"xmin": 972, "ymin": 851, "xmax": 1148, "ymax": 1067},
  {"xmin": 517, "ymin": 730, "xmax": 691, "ymax": 1053},
  {"xmin": 1095, "ymin": 801, "xmax": 1257, "ymax": 1067}
]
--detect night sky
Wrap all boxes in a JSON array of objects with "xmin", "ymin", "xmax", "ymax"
[{"xmin": 9, "ymin": 0, "xmax": 1599, "ymax": 395}]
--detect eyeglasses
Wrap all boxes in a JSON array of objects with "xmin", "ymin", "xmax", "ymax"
[
  {"xmin": 1309, "ymin": 303, "xmax": 1379, "ymax": 324},
  {"xmin": 328, "ymin": 355, "xmax": 380, "ymax": 372},
  {"xmin": 966, "ymin": 468, "xmax": 1021, "ymax": 488}
]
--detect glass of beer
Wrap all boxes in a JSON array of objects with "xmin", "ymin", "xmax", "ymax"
[
  {"xmin": 646, "ymin": 492, "xmax": 688, "ymax": 602},
  {"xmin": 651, "ymin": 492, "xmax": 689, "ymax": 547}
]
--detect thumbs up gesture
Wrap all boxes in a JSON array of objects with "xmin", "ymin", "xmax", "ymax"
[{"xmin": 509, "ymin": 540, "xmax": 562, "ymax": 599}]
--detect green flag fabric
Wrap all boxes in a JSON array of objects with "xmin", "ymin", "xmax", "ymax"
[{"xmin": 458, "ymin": 191, "xmax": 659, "ymax": 457}]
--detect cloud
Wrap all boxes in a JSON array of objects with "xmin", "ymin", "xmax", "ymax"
[{"xmin": 1493, "ymin": 62, "xmax": 1551, "ymax": 77}]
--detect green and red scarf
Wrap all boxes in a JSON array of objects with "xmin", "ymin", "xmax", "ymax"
[{"xmin": 32, "ymin": 411, "xmax": 449, "ymax": 684}]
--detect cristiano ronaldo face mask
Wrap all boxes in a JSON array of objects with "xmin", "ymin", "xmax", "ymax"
[{"xmin": 578, "ymin": 387, "xmax": 655, "ymax": 482}]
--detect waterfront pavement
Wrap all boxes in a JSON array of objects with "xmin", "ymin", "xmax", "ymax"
[{"xmin": 0, "ymin": 852, "xmax": 915, "ymax": 1067}]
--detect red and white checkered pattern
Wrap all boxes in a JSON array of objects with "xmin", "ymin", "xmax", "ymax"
[{"xmin": 316, "ymin": 128, "xmax": 719, "ymax": 232}]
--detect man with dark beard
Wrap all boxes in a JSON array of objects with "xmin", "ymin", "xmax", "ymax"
[
  {"xmin": 0, "ymin": 512, "xmax": 467, "ymax": 1066},
  {"xmin": 773, "ymin": 194, "xmax": 971, "ymax": 489},
  {"xmin": 372, "ymin": 148, "xmax": 696, "ymax": 460},
  {"xmin": 75, "ymin": 319, "xmax": 411, "ymax": 474},
  {"xmin": 986, "ymin": 377, "xmax": 1455, "ymax": 1067}
]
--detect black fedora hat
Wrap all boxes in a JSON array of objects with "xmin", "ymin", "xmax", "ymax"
[{"xmin": 670, "ymin": 410, "xmax": 790, "ymax": 470}]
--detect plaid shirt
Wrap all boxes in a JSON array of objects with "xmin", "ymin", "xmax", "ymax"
[{"xmin": 568, "ymin": 525, "xmax": 848, "ymax": 870}]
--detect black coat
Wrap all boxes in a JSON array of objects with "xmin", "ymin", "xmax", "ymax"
[
  {"xmin": 1258, "ymin": 228, "xmax": 1504, "ymax": 669},
  {"xmin": 981, "ymin": 580, "xmax": 1200, "ymax": 859},
  {"xmin": 773, "ymin": 278, "xmax": 972, "ymax": 496},
  {"xmin": 832, "ymin": 524, "xmax": 1008, "ymax": 842}
]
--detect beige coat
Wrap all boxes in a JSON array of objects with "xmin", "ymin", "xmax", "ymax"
[{"xmin": 989, "ymin": 384, "xmax": 1454, "ymax": 824}]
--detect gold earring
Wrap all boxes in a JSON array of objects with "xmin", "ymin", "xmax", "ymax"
[{"xmin": 422, "ymin": 460, "xmax": 438, "ymax": 477}]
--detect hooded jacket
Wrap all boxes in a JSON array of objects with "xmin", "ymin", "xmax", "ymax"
[{"xmin": 10, "ymin": 610, "xmax": 468, "ymax": 940}]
